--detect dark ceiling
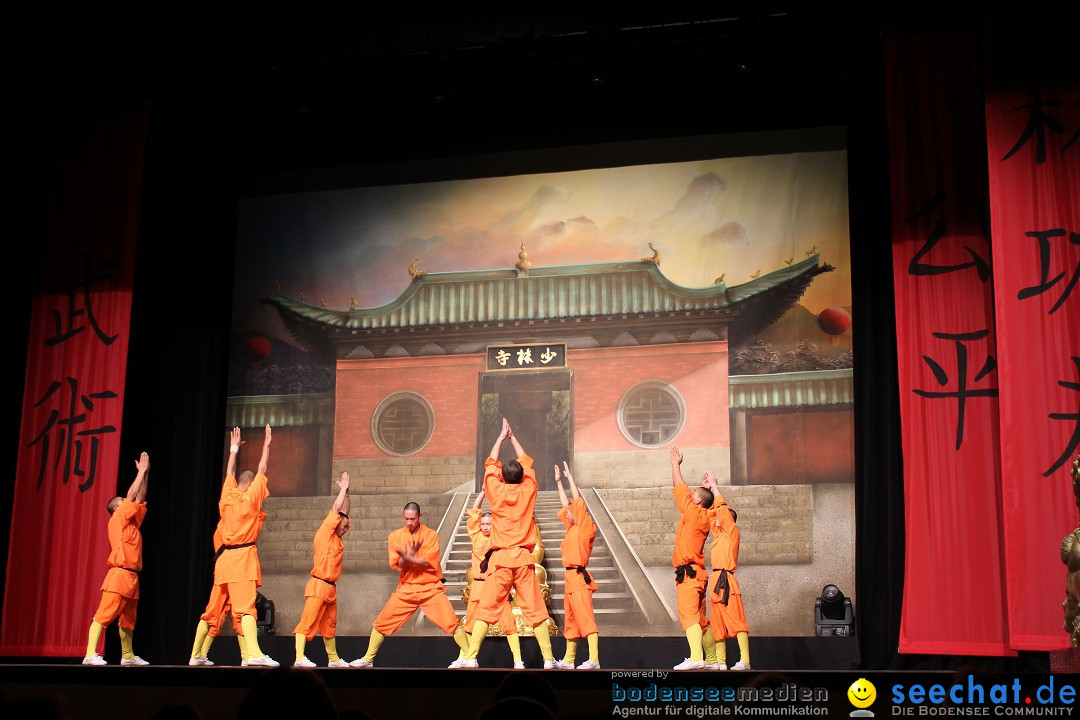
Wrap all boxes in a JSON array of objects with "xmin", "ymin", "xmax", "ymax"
[{"xmin": 13, "ymin": 2, "xmax": 1075, "ymax": 175}]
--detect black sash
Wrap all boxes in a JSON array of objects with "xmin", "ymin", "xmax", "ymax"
[
  {"xmin": 312, "ymin": 574, "xmax": 336, "ymax": 586},
  {"xmin": 713, "ymin": 569, "xmax": 732, "ymax": 605},
  {"xmin": 565, "ymin": 565, "xmax": 593, "ymax": 585},
  {"xmin": 674, "ymin": 563, "xmax": 698, "ymax": 584},
  {"xmin": 213, "ymin": 541, "xmax": 257, "ymax": 563}
]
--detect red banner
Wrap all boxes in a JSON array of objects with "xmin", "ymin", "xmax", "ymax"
[
  {"xmin": 886, "ymin": 32, "xmax": 1014, "ymax": 655},
  {"xmin": 0, "ymin": 112, "xmax": 146, "ymax": 655},
  {"xmin": 986, "ymin": 81, "xmax": 1080, "ymax": 651}
]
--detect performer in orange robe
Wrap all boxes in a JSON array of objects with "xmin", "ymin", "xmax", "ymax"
[
  {"xmin": 292, "ymin": 471, "xmax": 357, "ymax": 667},
  {"xmin": 703, "ymin": 471, "xmax": 751, "ymax": 670},
  {"xmin": 83, "ymin": 452, "xmax": 150, "ymax": 666},
  {"xmin": 353, "ymin": 502, "xmax": 468, "ymax": 667},
  {"xmin": 189, "ymin": 425, "xmax": 278, "ymax": 667},
  {"xmin": 553, "ymin": 461, "xmax": 600, "ymax": 670},
  {"xmin": 451, "ymin": 489, "xmax": 523, "ymax": 668},
  {"xmin": 454, "ymin": 418, "xmax": 555, "ymax": 669},
  {"xmin": 669, "ymin": 446, "xmax": 719, "ymax": 670}
]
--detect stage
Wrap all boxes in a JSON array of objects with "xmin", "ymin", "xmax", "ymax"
[{"xmin": 0, "ymin": 636, "xmax": 1057, "ymax": 720}]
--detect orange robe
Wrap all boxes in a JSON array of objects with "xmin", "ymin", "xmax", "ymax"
[
  {"xmin": 475, "ymin": 454, "xmax": 550, "ymax": 626},
  {"xmin": 293, "ymin": 509, "xmax": 345, "ymax": 640},
  {"xmin": 214, "ymin": 473, "xmax": 269, "ymax": 619},
  {"xmin": 372, "ymin": 523, "xmax": 459, "ymax": 635},
  {"xmin": 672, "ymin": 484, "xmax": 709, "ymax": 631},
  {"xmin": 707, "ymin": 495, "xmax": 749, "ymax": 638},
  {"xmin": 464, "ymin": 508, "xmax": 516, "ymax": 634},
  {"xmin": 92, "ymin": 499, "xmax": 147, "ymax": 630},
  {"xmin": 559, "ymin": 497, "xmax": 598, "ymax": 640}
]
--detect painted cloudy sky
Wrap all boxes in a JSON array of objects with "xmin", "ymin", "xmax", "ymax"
[{"xmin": 233, "ymin": 150, "xmax": 850, "ymax": 345}]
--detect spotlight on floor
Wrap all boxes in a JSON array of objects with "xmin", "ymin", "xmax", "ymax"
[{"xmin": 814, "ymin": 584, "xmax": 853, "ymax": 636}]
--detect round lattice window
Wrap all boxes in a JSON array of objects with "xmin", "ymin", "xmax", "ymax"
[
  {"xmin": 617, "ymin": 382, "xmax": 685, "ymax": 448},
  {"xmin": 372, "ymin": 392, "xmax": 434, "ymax": 456}
]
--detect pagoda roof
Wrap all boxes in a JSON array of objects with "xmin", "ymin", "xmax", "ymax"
[{"xmin": 263, "ymin": 255, "xmax": 832, "ymax": 357}]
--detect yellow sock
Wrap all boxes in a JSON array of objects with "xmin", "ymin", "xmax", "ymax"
[
  {"xmin": 737, "ymin": 632, "xmax": 750, "ymax": 666},
  {"xmin": 241, "ymin": 615, "xmax": 264, "ymax": 658},
  {"xmin": 684, "ymin": 624, "xmax": 704, "ymax": 662},
  {"xmin": 534, "ymin": 621, "xmax": 554, "ymax": 661},
  {"xmin": 453, "ymin": 627, "xmax": 469, "ymax": 654},
  {"xmin": 119, "ymin": 626, "xmax": 134, "ymax": 659},
  {"xmin": 294, "ymin": 633, "xmax": 306, "ymax": 662},
  {"xmin": 563, "ymin": 639, "xmax": 577, "ymax": 664},
  {"xmin": 324, "ymin": 637, "xmax": 340, "ymax": 663},
  {"xmin": 702, "ymin": 626, "xmax": 717, "ymax": 664},
  {"xmin": 363, "ymin": 628, "xmax": 385, "ymax": 662},
  {"xmin": 191, "ymin": 620, "xmax": 210, "ymax": 659},
  {"xmin": 716, "ymin": 636, "xmax": 728, "ymax": 665},
  {"xmin": 506, "ymin": 633, "xmax": 521, "ymax": 663},
  {"xmin": 465, "ymin": 621, "xmax": 488, "ymax": 659},
  {"xmin": 237, "ymin": 633, "xmax": 249, "ymax": 662},
  {"xmin": 201, "ymin": 634, "xmax": 215, "ymax": 658},
  {"xmin": 85, "ymin": 620, "xmax": 104, "ymax": 658},
  {"xmin": 587, "ymin": 632, "xmax": 600, "ymax": 664}
]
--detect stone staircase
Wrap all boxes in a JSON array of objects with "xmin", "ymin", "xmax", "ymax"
[{"xmin": 439, "ymin": 491, "xmax": 647, "ymax": 628}]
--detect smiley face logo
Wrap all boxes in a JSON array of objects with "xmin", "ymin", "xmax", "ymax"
[{"xmin": 848, "ymin": 678, "xmax": 877, "ymax": 709}]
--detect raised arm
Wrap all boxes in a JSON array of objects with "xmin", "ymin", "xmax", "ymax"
[
  {"xmin": 506, "ymin": 420, "xmax": 526, "ymax": 458},
  {"xmin": 488, "ymin": 417, "xmax": 509, "ymax": 461},
  {"xmin": 563, "ymin": 461, "xmax": 581, "ymax": 501},
  {"xmin": 670, "ymin": 446, "xmax": 686, "ymax": 487},
  {"xmin": 333, "ymin": 472, "xmax": 350, "ymax": 516},
  {"xmin": 257, "ymin": 424, "xmax": 272, "ymax": 476},
  {"xmin": 554, "ymin": 464, "xmax": 570, "ymax": 507},
  {"xmin": 472, "ymin": 488, "xmax": 485, "ymax": 510},
  {"xmin": 226, "ymin": 427, "xmax": 241, "ymax": 480},
  {"xmin": 127, "ymin": 452, "xmax": 150, "ymax": 503}
]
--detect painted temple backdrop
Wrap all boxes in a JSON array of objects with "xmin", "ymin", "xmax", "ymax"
[{"xmin": 224, "ymin": 145, "xmax": 853, "ymax": 638}]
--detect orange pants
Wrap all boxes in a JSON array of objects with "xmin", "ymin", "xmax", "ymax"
[
  {"xmin": 477, "ymin": 565, "xmax": 549, "ymax": 627},
  {"xmin": 226, "ymin": 581, "xmax": 258, "ymax": 627},
  {"xmin": 709, "ymin": 595, "xmax": 749, "ymax": 638},
  {"xmin": 293, "ymin": 596, "xmax": 337, "ymax": 641},
  {"xmin": 676, "ymin": 568, "xmax": 708, "ymax": 631},
  {"xmin": 464, "ymin": 580, "xmax": 517, "ymax": 634},
  {"xmin": 373, "ymin": 584, "xmax": 460, "ymax": 635},
  {"xmin": 562, "ymin": 587, "xmax": 597, "ymax": 640},
  {"xmin": 201, "ymin": 583, "xmax": 241, "ymax": 637},
  {"xmin": 93, "ymin": 591, "xmax": 137, "ymax": 631}
]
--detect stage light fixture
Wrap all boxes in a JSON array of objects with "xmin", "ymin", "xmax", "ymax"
[
  {"xmin": 255, "ymin": 592, "xmax": 276, "ymax": 636},
  {"xmin": 814, "ymin": 583, "xmax": 854, "ymax": 636}
]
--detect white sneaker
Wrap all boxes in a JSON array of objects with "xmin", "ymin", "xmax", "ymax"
[
  {"xmin": 188, "ymin": 656, "xmax": 214, "ymax": 666},
  {"xmin": 327, "ymin": 659, "xmax": 351, "ymax": 668},
  {"xmin": 674, "ymin": 658, "xmax": 705, "ymax": 670},
  {"xmin": 449, "ymin": 658, "xmax": 477, "ymax": 668},
  {"xmin": 731, "ymin": 661, "xmax": 751, "ymax": 671},
  {"xmin": 709, "ymin": 663, "xmax": 728, "ymax": 670},
  {"xmin": 513, "ymin": 661, "xmax": 526, "ymax": 669},
  {"xmin": 82, "ymin": 654, "xmax": 106, "ymax": 666},
  {"xmin": 245, "ymin": 654, "xmax": 279, "ymax": 667},
  {"xmin": 543, "ymin": 659, "xmax": 559, "ymax": 669},
  {"xmin": 554, "ymin": 660, "xmax": 575, "ymax": 670},
  {"xmin": 576, "ymin": 659, "xmax": 601, "ymax": 670},
  {"xmin": 350, "ymin": 658, "xmax": 373, "ymax": 668},
  {"xmin": 294, "ymin": 656, "xmax": 316, "ymax": 668},
  {"xmin": 121, "ymin": 656, "xmax": 149, "ymax": 666},
  {"xmin": 241, "ymin": 658, "xmax": 249, "ymax": 666}
]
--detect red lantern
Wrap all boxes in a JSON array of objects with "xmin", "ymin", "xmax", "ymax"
[
  {"xmin": 244, "ymin": 336, "xmax": 271, "ymax": 364},
  {"xmin": 817, "ymin": 307, "xmax": 851, "ymax": 345}
]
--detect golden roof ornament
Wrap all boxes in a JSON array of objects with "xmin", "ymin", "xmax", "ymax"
[
  {"xmin": 1061, "ymin": 452, "xmax": 1080, "ymax": 646},
  {"xmin": 750, "ymin": 269, "xmax": 762, "ymax": 279},
  {"xmin": 805, "ymin": 245, "xmax": 819, "ymax": 257},
  {"xmin": 515, "ymin": 242, "xmax": 532, "ymax": 278},
  {"xmin": 350, "ymin": 297, "xmax": 358, "ymax": 309},
  {"xmin": 713, "ymin": 273, "xmax": 726, "ymax": 285},
  {"xmin": 641, "ymin": 242, "xmax": 661, "ymax": 265},
  {"xmin": 408, "ymin": 257, "xmax": 427, "ymax": 279},
  {"xmin": 320, "ymin": 298, "xmax": 328, "ymax": 308}
]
